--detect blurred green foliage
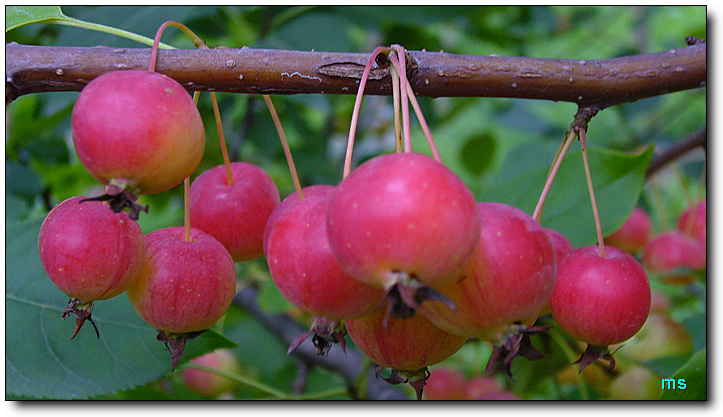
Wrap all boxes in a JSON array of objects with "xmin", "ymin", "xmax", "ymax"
[{"xmin": 5, "ymin": 6, "xmax": 706, "ymax": 400}]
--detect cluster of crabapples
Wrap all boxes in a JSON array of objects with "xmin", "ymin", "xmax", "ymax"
[
  {"xmin": 37, "ymin": 67, "xmax": 675, "ymax": 400},
  {"xmin": 37, "ymin": 68, "xmax": 279, "ymax": 369}
]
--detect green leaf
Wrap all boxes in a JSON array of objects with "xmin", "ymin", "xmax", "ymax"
[
  {"xmin": 480, "ymin": 142, "xmax": 654, "ymax": 248},
  {"xmin": 660, "ymin": 349, "xmax": 706, "ymax": 400},
  {"xmin": 6, "ymin": 6, "xmax": 68, "ymax": 32},
  {"xmin": 5, "ymin": 215, "xmax": 236, "ymax": 399}
]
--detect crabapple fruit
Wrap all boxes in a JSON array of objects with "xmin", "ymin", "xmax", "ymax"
[
  {"xmin": 423, "ymin": 366, "xmax": 467, "ymax": 400},
  {"xmin": 71, "ymin": 70, "xmax": 205, "ymax": 196},
  {"xmin": 550, "ymin": 245, "xmax": 650, "ymax": 371},
  {"xmin": 677, "ymin": 200, "xmax": 706, "ymax": 252},
  {"xmin": 182, "ymin": 349, "xmax": 242, "ymax": 399},
  {"xmin": 38, "ymin": 196, "xmax": 146, "ymax": 339},
  {"xmin": 604, "ymin": 207, "xmax": 652, "ymax": 255},
  {"xmin": 346, "ymin": 305, "xmax": 467, "ymax": 400},
  {"xmin": 126, "ymin": 226, "xmax": 236, "ymax": 370},
  {"xmin": 263, "ymin": 186, "xmax": 385, "ymax": 354},
  {"xmin": 642, "ymin": 231, "xmax": 705, "ymax": 284},
  {"xmin": 419, "ymin": 202, "xmax": 557, "ymax": 375},
  {"xmin": 326, "ymin": 152, "xmax": 480, "ymax": 313},
  {"xmin": 190, "ymin": 162, "xmax": 280, "ymax": 262}
]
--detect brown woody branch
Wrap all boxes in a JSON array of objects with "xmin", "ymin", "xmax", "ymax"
[{"xmin": 5, "ymin": 42, "xmax": 706, "ymax": 108}]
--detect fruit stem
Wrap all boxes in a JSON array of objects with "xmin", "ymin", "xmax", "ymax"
[
  {"xmin": 149, "ymin": 21, "xmax": 206, "ymax": 73},
  {"xmin": 343, "ymin": 46, "xmax": 391, "ymax": 179},
  {"xmin": 208, "ymin": 92, "xmax": 234, "ymax": 186},
  {"xmin": 580, "ymin": 128, "xmax": 606, "ymax": 258},
  {"xmin": 389, "ymin": 45, "xmax": 442, "ymax": 163},
  {"xmin": 263, "ymin": 95, "xmax": 304, "ymax": 199},
  {"xmin": 391, "ymin": 46, "xmax": 412, "ymax": 154},
  {"xmin": 533, "ymin": 127, "xmax": 577, "ymax": 223},
  {"xmin": 391, "ymin": 64, "xmax": 403, "ymax": 153}
]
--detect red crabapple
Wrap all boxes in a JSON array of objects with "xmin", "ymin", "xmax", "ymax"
[
  {"xmin": 182, "ymin": 349, "xmax": 242, "ymax": 399},
  {"xmin": 419, "ymin": 202, "xmax": 557, "ymax": 376},
  {"xmin": 642, "ymin": 231, "xmax": 705, "ymax": 284},
  {"xmin": 263, "ymin": 186, "xmax": 385, "ymax": 355},
  {"xmin": 550, "ymin": 245, "xmax": 651, "ymax": 372},
  {"xmin": 604, "ymin": 207, "xmax": 652, "ymax": 255},
  {"xmin": 326, "ymin": 152, "xmax": 480, "ymax": 314},
  {"xmin": 190, "ymin": 162, "xmax": 280, "ymax": 262},
  {"xmin": 677, "ymin": 200, "xmax": 706, "ymax": 252},
  {"xmin": 346, "ymin": 304, "xmax": 467, "ymax": 400},
  {"xmin": 71, "ymin": 70, "xmax": 206, "ymax": 217},
  {"xmin": 38, "ymin": 196, "xmax": 146, "ymax": 339},
  {"xmin": 126, "ymin": 226, "xmax": 237, "ymax": 370}
]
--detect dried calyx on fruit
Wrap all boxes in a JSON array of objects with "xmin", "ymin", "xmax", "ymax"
[
  {"xmin": 71, "ymin": 69, "xmax": 206, "ymax": 219},
  {"xmin": 418, "ymin": 202, "xmax": 557, "ymax": 377},
  {"xmin": 264, "ymin": 185, "xmax": 385, "ymax": 356},
  {"xmin": 38, "ymin": 196, "xmax": 146, "ymax": 339},
  {"xmin": 326, "ymin": 152, "xmax": 481, "ymax": 317}
]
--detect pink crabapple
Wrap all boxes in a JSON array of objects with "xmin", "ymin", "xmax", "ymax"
[
  {"xmin": 126, "ymin": 226, "xmax": 237, "ymax": 370},
  {"xmin": 190, "ymin": 162, "xmax": 280, "ymax": 262},
  {"xmin": 38, "ymin": 196, "xmax": 146, "ymax": 339}
]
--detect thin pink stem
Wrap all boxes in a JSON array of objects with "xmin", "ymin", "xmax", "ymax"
[
  {"xmin": 343, "ymin": 46, "xmax": 391, "ymax": 179},
  {"xmin": 264, "ymin": 95, "xmax": 303, "ymax": 199},
  {"xmin": 209, "ymin": 92, "xmax": 234, "ymax": 185},
  {"xmin": 532, "ymin": 128, "xmax": 577, "ymax": 223},
  {"xmin": 580, "ymin": 128, "xmax": 606, "ymax": 257}
]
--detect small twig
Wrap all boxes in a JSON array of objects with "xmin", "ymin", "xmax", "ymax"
[
  {"xmin": 645, "ymin": 126, "xmax": 706, "ymax": 179},
  {"xmin": 232, "ymin": 286, "xmax": 409, "ymax": 400}
]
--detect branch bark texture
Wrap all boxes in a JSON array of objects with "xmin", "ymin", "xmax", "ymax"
[{"xmin": 5, "ymin": 42, "xmax": 706, "ymax": 108}]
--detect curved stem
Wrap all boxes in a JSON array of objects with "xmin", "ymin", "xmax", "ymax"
[
  {"xmin": 343, "ymin": 46, "xmax": 391, "ymax": 179},
  {"xmin": 47, "ymin": 17, "xmax": 173, "ymax": 49},
  {"xmin": 149, "ymin": 20, "xmax": 207, "ymax": 72},
  {"xmin": 210, "ymin": 92, "xmax": 234, "ymax": 185},
  {"xmin": 263, "ymin": 95, "xmax": 304, "ymax": 199},
  {"xmin": 391, "ymin": 65, "xmax": 403, "ymax": 153},
  {"xmin": 404, "ymin": 81, "xmax": 441, "ymax": 163},
  {"xmin": 533, "ymin": 128, "xmax": 578, "ymax": 223},
  {"xmin": 580, "ymin": 128, "xmax": 606, "ymax": 258},
  {"xmin": 390, "ymin": 46, "xmax": 412, "ymax": 153}
]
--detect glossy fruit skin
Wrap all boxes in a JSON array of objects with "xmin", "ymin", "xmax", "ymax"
[
  {"xmin": 182, "ymin": 349, "xmax": 242, "ymax": 399},
  {"xmin": 71, "ymin": 70, "xmax": 205, "ymax": 195},
  {"xmin": 550, "ymin": 245, "xmax": 651, "ymax": 347},
  {"xmin": 677, "ymin": 200, "xmax": 706, "ymax": 252},
  {"xmin": 604, "ymin": 207, "xmax": 652, "ymax": 255},
  {"xmin": 264, "ymin": 186, "xmax": 384, "ymax": 320},
  {"xmin": 419, "ymin": 202, "xmax": 557, "ymax": 341},
  {"xmin": 346, "ymin": 306, "xmax": 467, "ymax": 372},
  {"xmin": 643, "ymin": 231, "xmax": 706, "ymax": 274},
  {"xmin": 126, "ymin": 227, "xmax": 236, "ymax": 333},
  {"xmin": 38, "ymin": 196, "xmax": 146, "ymax": 302},
  {"xmin": 190, "ymin": 162, "xmax": 280, "ymax": 262},
  {"xmin": 263, "ymin": 185, "xmax": 337, "ymax": 254},
  {"xmin": 326, "ymin": 152, "xmax": 481, "ymax": 290}
]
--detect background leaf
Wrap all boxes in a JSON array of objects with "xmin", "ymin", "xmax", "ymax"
[
  {"xmin": 5, "ymin": 5, "xmax": 67, "ymax": 32},
  {"xmin": 659, "ymin": 349, "xmax": 706, "ymax": 400},
  {"xmin": 5, "ymin": 215, "xmax": 236, "ymax": 400}
]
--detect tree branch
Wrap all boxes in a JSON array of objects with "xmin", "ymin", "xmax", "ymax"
[
  {"xmin": 232, "ymin": 286, "xmax": 410, "ymax": 400},
  {"xmin": 646, "ymin": 126, "xmax": 707, "ymax": 179},
  {"xmin": 5, "ymin": 42, "xmax": 706, "ymax": 108}
]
